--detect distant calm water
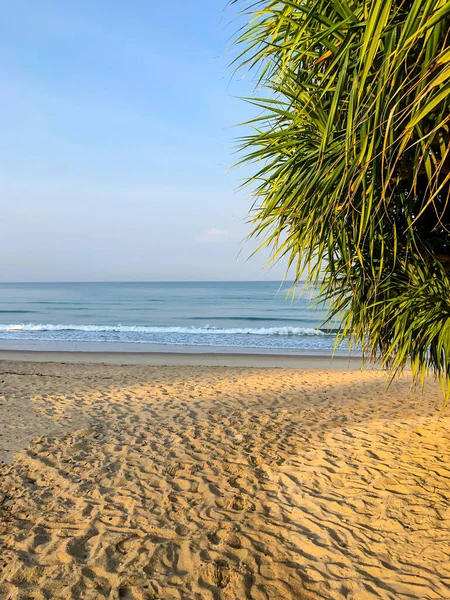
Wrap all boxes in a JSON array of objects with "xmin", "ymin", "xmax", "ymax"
[{"xmin": 0, "ymin": 282, "xmax": 343, "ymax": 353}]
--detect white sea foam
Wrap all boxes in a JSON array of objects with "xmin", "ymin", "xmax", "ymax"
[{"xmin": 0, "ymin": 323, "xmax": 327, "ymax": 336}]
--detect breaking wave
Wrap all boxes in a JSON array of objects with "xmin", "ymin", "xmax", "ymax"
[{"xmin": 0, "ymin": 323, "xmax": 328, "ymax": 336}]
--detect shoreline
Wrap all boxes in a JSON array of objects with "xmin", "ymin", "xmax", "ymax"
[{"xmin": 0, "ymin": 348, "xmax": 369, "ymax": 368}]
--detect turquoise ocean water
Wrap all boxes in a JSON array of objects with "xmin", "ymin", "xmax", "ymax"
[{"xmin": 0, "ymin": 282, "xmax": 344, "ymax": 354}]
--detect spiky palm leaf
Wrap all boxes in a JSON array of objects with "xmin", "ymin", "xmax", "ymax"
[{"xmin": 231, "ymin": 0, "xmax": 450, "ymax": 396}]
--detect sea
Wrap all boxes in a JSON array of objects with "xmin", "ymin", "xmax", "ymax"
[{"xmin": 0, "ymin": 281, "xmax": 347, "ymax": 354}]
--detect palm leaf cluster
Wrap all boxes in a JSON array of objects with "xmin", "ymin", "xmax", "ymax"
[{"xmin": 232, "ymin": 0, "xmax": 450, "ymax": 394}]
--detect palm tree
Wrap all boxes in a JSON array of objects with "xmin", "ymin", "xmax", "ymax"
[{"xmin": 231, "ymin": 0, "xmax": 450, "ymax": 396}]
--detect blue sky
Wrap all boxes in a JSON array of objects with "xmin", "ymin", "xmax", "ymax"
[{"xmin": 0, "ymin": 0, "xmax": 288, "ymax": 281}]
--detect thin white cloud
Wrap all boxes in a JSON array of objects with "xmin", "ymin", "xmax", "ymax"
[{"xmin": 197, "ymin": 228, "xmax": 232, "ymax": 244}]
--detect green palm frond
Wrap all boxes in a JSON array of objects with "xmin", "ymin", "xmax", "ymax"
[{"xmin": 232, "ymin": 0, "xmax": 450, "ymax": 398}]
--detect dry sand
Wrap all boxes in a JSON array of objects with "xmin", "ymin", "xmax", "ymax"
[{"xmin": 0, "ymin": 358, "xmax": 449, "ymax": 599}]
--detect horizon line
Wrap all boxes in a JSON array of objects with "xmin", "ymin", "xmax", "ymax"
[{"xmin": 0, "ymin": 279, "xmax": 304, "ymax": 285}]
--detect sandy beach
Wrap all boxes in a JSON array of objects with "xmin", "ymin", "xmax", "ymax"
[{"xmin": 0, "ymin": 355, "xmax": 449, "ymax": 599}]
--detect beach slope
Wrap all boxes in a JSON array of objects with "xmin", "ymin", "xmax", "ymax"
[{"xmin": 0, "ymin": 359, "xmax": 449, "ymax": 599}]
